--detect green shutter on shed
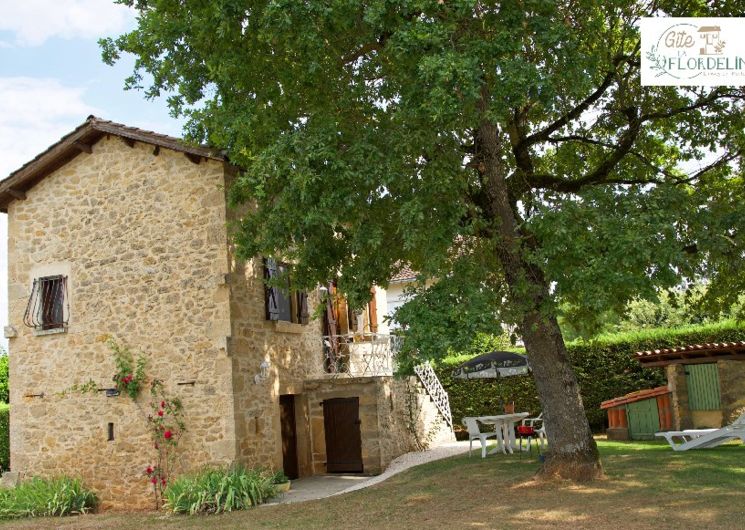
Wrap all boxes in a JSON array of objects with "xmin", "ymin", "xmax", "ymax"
[
  {"xmin": 627, "ymin": 399, "xmax": 660, "ymax": 440},
  {"xmin": 685, "ymin": 364, "xmax": 721, "ymax": 411}
]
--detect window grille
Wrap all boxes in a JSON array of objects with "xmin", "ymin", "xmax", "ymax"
[{"xmin": 23, "ymin": 275, "xmax": 69, "ymax": 330}]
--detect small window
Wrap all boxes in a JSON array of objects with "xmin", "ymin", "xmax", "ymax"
[
  {"xmin": 23, "ymin": 275, "xmax": 69, "ymax": 331},
  {"xmin": 264, "ymin": 259, "xmax": 309, "ymax": 324}
]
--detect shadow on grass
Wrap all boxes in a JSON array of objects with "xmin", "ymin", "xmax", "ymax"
[{"xmin": 3, "ymin": 440, "xmax": 744, "ymax": 530}]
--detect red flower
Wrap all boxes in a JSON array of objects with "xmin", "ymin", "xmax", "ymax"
[
  {"xmin": 160, "ymin": 401, "xmax": 166, "ymax": 408},
  {"xmin": 164, "ymin": 430, "xmax": 173, "ymax": 440},
  {"xmin": 157, "ymin": 410, "xmax": 164, "ymax": 417},
  {"xmin": 151, "ymin": 477, "xmax": 157, "ymax": 484},
  {"xmin": 161, "ymin": 478, "xmax": 166, "ymax": 486},
  {"xmin": 146, "ymin": 466, "xmax": 153, "ymax": 475}
]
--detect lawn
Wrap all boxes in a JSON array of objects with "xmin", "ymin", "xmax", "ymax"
[{"xmin": 4, "ymin": 440, "xmax": 744, "ymax": 529}]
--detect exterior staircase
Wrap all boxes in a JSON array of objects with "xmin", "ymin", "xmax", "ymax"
[{"xmin": 414, "ymin": 361, "xmax": 453, "ymax": 430}]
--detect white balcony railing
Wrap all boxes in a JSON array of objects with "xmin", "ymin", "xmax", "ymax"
[{"xmin": 321, "ymin": 333, "xmax": 402, "ymax": 378}]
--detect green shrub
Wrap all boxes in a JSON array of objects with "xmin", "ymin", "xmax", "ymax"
[
  {"xmin": 164, "ymin": 466, "xmax": 276, "ymax": 515},
  {"xmin": 0, "ymin": 477, "xmax": 96, "ymax": 519},
  {"xmin": 271, "ymin": 470, "xmax": 289, "ymax": 484},
  {"xmin": 0, "ymin": 404, "xmax": 8, "ymax": 472},
  {"xmin": 0, "ymin": 354, "xmax": 8, "ymax": 404},
  {"xmin": 438, "ymin": 320, "xmax": 745, "ymax": 433}
]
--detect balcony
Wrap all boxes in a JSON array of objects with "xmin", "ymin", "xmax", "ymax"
[{"xmin": 321, "ymin": 333, "xmax": 402, "ymax": 378}]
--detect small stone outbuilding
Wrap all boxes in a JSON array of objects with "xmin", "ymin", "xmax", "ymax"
[
  {"xmin": 635, "ymin": 342, "xmax": 745, "ymax": 430},
  {"xmin": 0, "ymin": 117, "xmax": 452, "ymax": 509}
]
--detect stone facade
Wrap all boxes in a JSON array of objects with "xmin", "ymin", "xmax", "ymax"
[
  {"xmin": 303, "ymin": 376, "xmax": 452, "ymax": 475},
  {"xmin": 3, "ymin": 127, "xmax": 453, "ymax": 509},
  {"xmin": 667, "ymin": 361, "xmax": 745, "ymax": 430},
  {"xmin": 6, "ymin": 136, "xmax": 235, "ymax": 509}
]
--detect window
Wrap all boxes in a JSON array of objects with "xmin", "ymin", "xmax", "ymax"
[
  {"xmin": 323, "ymin": 283, "xmax": 378, "ymax": 335},
  {"xmin": 264, "ymin": 259, "xmax": 309, "ymax": 324},
  {"xmin": 23, "ymin": 275, "xmax": 69, "ymax": 331}
]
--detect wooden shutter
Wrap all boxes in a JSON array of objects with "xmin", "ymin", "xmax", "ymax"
[
  {"xmin": 264, "ymin": 258, "xmax": 280, "ymax": 321},
  {"xmin": 276, "ymin": 263, "xmax": 292, "ymax": 321},
  {"xmin": 297, "ymin": 292, "xmax": 309, "ymax": 325},
  {"xmin": 367, "ymin": 287, "xmax": 378, "ymax": 333}
]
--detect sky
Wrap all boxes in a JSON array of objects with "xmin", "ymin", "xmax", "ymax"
[{"xmin": 0, "ymin": 1, "xmax": 185, "ymax": 350}]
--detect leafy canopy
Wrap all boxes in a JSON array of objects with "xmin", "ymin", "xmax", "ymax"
[{"xmin": 103, "ymin": 1, "xmax": 745, "ymax": 358}]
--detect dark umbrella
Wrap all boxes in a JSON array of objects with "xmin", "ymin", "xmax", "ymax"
[{"xmin": 452, "ymin": 351, "xmax": 530, "ymax": 379}]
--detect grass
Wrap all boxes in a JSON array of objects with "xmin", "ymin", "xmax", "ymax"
[{"xmin": 3, "ymin": 440, "xmax": 743, "ymax": 529}]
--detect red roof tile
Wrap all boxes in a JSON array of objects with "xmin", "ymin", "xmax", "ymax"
[
  {"xmin": 634, "ymin": 341, "xmax": 745, "ymax": 367},
  {"xmin": 390, "ymin": 264, "xmax": 417, "ymax": 283},
  {"xmin": 600, "ymin": 386, "xmax": 670, "ymax": 409}
]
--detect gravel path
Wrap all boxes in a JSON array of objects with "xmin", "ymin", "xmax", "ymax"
[{"xmin": 332, "ymin": 440, "xmax": 471, "ymax": 495}]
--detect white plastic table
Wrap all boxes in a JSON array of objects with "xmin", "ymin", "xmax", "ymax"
[{"xmin": 475, "ymin": 413, "xmax": 530, "ymax": 455}]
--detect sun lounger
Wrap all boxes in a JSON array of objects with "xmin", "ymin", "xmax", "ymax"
[{"xmin": 656, "ymin": 413, "xmax": 745, "ymax": 451}]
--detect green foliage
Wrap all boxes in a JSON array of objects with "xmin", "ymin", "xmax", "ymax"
[
  {"xmin": 271, "ymin": 470, "xmax": 289, "ymax": 484},
  {"xmin": 108, "ymin": 338, "xmax": 146, "ymax": 399},
  {"xmin": 440, "ymin": 321, "xmax": 745, "ymax": 432},
  {"xmin": 559, "ymin": 284, "xmax": 745, "ymax": 341},
  {"xmin": 105, "ymin": 1, "xmax": 745, "ymax": 461},
  {"xmin": 0, "ymin": 404, "xmax": 9, "ymax": 472},
  {"xmin": 164, "ymin": 466, "xmax": 276, "ymax": 515},
  {"xmin": 0, "ymin": 354, "xmax": 7, "ymax": 404},
  {"xmin": 0, "ymin": 477, "xmax": 96, "ymax": 519},
  {"xmin": 102, "ymin": 1, "xmax": 745, "ymax": 320},
  {"xmin": 56, "ymin": 379, "xmax": 98, "ymax": 398}
]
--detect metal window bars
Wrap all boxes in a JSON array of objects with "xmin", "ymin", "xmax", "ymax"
[
  {"xmin": 23, "ymin": 275, "xmax": 69, "ymax": 330},
  {"xmin": 321, "ymin": 333, "xmax": 401, "ymax": 378}
]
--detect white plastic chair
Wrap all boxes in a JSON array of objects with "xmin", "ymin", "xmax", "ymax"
[
  {"xmin": 656, "ymin": 412, "xmax": 745, "ymax": 451},
  {"xmin": 463, "ymin": 417, "xmax": 499, "ymax": 458},
  {"xmin": 520, "ymin": 413, "xmax": 546, "ymax": 451}
]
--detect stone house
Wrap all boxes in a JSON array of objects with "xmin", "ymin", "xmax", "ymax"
[{"xmin": 0, "ymin": 116, "xmax": 452, "ymax": 509}]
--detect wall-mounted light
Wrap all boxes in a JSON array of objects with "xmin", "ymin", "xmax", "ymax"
[{"xmin": 254, "ymin": 360, "xmax": 270, "ymax": 384}]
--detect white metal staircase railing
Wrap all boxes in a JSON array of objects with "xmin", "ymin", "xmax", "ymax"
[{"xmin": 414, "ymin": 361, "xmax": 453, "ymax": 429}]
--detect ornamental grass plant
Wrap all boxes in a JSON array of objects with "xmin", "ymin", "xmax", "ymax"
[
  {"xmin": 0, "ymin": 477, "xmax": 97, "ymax": 519},
  {"xmin": 164, "ymin": 466, "xmax": 277, "ymax": 515}
]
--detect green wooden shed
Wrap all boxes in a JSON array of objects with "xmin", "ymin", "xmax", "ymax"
[{"xmin": 601, "ymin": 386, "xmax": 673, "ymax": 441}]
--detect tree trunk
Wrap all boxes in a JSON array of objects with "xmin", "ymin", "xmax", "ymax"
[{"xmin": 478, "ymin": 120, "xmax": 603, "ymax": 481}]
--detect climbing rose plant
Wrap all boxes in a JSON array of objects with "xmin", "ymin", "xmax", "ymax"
[
  {"xmin": 144, "ymin": 379, "xmax": 185, "ymax": 508},
  {"xmin": 108, "ymin": 338, "xmax": 146, "ymax": 399}
]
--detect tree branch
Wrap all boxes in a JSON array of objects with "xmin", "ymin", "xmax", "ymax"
[{"xmin": 640, "ymin": 88, "xmax": 740, "ymax": 121}]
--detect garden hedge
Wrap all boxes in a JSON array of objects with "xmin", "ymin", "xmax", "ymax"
[
  {"xmin": 436, "ymin": 320, "xmax": 745, "ymax": 433},
  {"xmin": 0, "ymin": 404, "xmax": 8, "ymax": 472}
]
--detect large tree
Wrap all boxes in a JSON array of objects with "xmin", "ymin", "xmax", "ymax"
[{"xmin": 103, "ymin": 0, "xmax": 745, "ymax": 480}]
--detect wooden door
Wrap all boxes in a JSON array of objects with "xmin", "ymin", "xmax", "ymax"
[
  {"xmin": 323, "ymin": 397, "xmax": 363, "ymax": 473},
  {"xmin": 279, "ymin": 394, "xmax": 299, "ymax": 479},
  {"xmin": 685, "ymin": 364, "xmax": 722, "ymax": 411},
  {"xmin": 627, "ymin": 399, "xmax": 660, "ymax": 440}
]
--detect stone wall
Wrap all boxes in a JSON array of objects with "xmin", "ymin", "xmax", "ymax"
[
  {"xmin": 226, "ymin": 253, "xmax": 324, "ymax": 474},
  {"xmin": 379, "ymin": 377, "xmax": 454, "ymax": 469},
  {"xmin": 667, "ymin": 364, "xmax": 692, "ymax": 430},
  {"xmin": 668, "ymin": 360, "xmax": 745, "ymax": 430},
  {"xmin": 6, "ymin": 136, "xmax": 236, "ymax": 509},
  {"xmin": 717, "ymin": 360, "xmax": 745, "ymax": 424},
  {"xmin": 303, "ymin": 376, "xmax": 453, "ymax": 475}
]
